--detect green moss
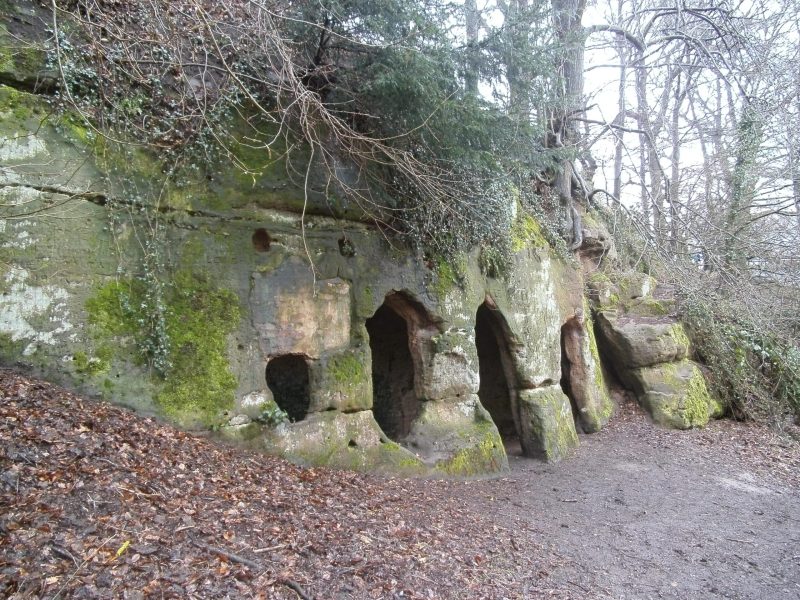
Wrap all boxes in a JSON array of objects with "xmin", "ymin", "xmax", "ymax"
[
  {"xmin": 510, "ymin": 211, "xmax": 547, "ymax": 252},
  {"xmin": 329, "ymin": 352, "xmax": 366, "ymax": 385},
  {"xmin": 669, "ymin": 323, "xmax": 691, "ymax": 350},
  {"xmin": 684, "ymin": 367, "xmax": 713, "ymax": 426},
  {"xmin": 358, "ymin": 285, "xmax": 374, "ymax": 312},
  {"xmin": 585, "ymin": 309, "xmax": 613, "ymax": 428},
  {"xmin": 0, "ymin": 25, "xmax": 46, "ymax": 83},
  {"xmin": 156, "ymin": 271, "xmax": 240, "ymax": 426},
  {"xmin": 86, "ymin": 271, "xmax": 240, "ymax": 427},
  {"xmin": 436, "ymin": 425, "xmax": 505, "ymax": 476},
  {"xmin": 0, "ymin": 333, "xmax": 25, "ymax": 360},
  {"xmin": 433, "ymin": 256, "xmax": 459, "ymax": 299},
  {"xmin": 0, "ymin": 84, "xmax": 45, "ymax": 122},
  {"xmin": 587, "ymin": 271, "xmax": 611, "ymax": 284},
  {"xmin": 57, "ymin": 111, "xmax": 95, "ymax": 146},
  {"xmin": 627, "ymin": 297, "xmax": 670, "ymax": 317},
  {"xmin": 321, "ymin": 349, "xmax": 372, "ymax": 411},
  {"xmin": 73, "ymin": 348, "xmax": 111, "ymax": 376}
]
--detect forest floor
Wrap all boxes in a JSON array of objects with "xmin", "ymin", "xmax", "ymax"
[{"xmin": 1, "ymin": 369, "xmax": 799, "ymax": 600}]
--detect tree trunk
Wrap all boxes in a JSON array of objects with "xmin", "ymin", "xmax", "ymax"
[
  {"xmin": 551, "ymin": 0, "xmax": 587, "ymax": 246},
  {"xmin": 464, "ymin": 0, "xmax": 480, "ymax": 97}
]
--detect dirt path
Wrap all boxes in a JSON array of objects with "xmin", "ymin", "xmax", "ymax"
[
  {"xmin": 462, "ymin": 397, "xmax": 800, "ymax": 599},
  {"xmin": 2, "ymin": 371, "xmax": 799, "ymax": 599}
]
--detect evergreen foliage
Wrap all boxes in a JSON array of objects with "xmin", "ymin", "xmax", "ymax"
[{"xmin": 51, "ymin": 0, "xmax": 561, "ymax": 258}]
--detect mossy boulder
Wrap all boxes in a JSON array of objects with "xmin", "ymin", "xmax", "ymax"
[
  {"xmin": 629, "ymin": 360, "xmax": 722, "ymax": 429},
  {"xmin": 263, "ymin": 411, "xmax": 425, "ymax": 474},
  {"xmin": 596, "ymin": 311, "xmax": 690, "ymax": 369},
  {"xmin": 517, "ymin": 385, "xmax": 579, "ymax": 462},
  {"xmin": 404, "ymin": 396, "xmax": 508, "ymax": 475}
]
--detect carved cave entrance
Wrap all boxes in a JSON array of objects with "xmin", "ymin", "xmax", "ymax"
[
  {"xmin": 365, "ymin": 294, "xmax": 427, "ymax": 442},
  {"xmin": 266, "ymin": 354, "xmax": 310, "ymax": 422},
  {"xmin": 475, "ymin": 302, "xmax": 520, "ymax": 449}
]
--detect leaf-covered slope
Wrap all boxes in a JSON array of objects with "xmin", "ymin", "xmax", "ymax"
[{"xmin": 0, "ymin": 370, "xmax": 563, "ymax": 599}]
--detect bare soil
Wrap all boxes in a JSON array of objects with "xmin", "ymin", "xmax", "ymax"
[{"xmin": 2, "ymin": 371, "xmax": 799, "ymax": 599}]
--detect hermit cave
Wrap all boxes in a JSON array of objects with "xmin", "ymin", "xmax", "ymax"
[
  {"xmin": 475, "ymin": 302, "xmax": 519, "ymax": 444},
  {"xmin": 366, "ymin": 300, "xmax": 421, "ymax": 441},
  {"xmin": 266, "ymin": 355, "xmax": 310, "ymax": 422}
]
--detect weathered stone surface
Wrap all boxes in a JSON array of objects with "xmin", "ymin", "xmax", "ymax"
[
  {"xmin": 629, "ymin": 360, "xmax": 722, "ymax": 429},
  {"xmin": 596, "ymin": 311, "xmax": 690, "ymax": 369},
  {"xmin": 309, "ymin": 347, "xmax": 373, "ymax": 413},
  {"xmin": 0, "ymin": 2, "xmax": 55, "ymax": 91},
  {"xmin": 561, "ymin": 313, "xmax": 613, "ymax": 433},
  {"xmin": 419, "ymin": 330, "xmax": 479, "ymax": 401},
  {"xmin": 251, "ymin": 266, "xmax": 351, "ymax": 358},
  {"xmin": 577, "ymin": 211, "xmax": 618, "ymax": 268},
  {"xmin": 0, "ymin": 77, "xmax": 618, "ymax": 475},
  {"xmin": 486, "ymin": 253, "xmax": 570, "ymax": 388},
  {"xmin": 404, "ymin": 396, "xmax": 508, "ymax": 475},
  {"xmin": 218, "ymin": 420, "xmax": 262, "ymax": 443},
  {"xmin": 617, "ymin": 272, "xmax": 657, "ymax": 300},
  {"xmin": 236, "ymin": 389, "xmax": 276, "ymax": 419},
  {"xmin": 517, "ymin": 386, "xmax": 579, "ymax": 462},
  {"xmin": 263, "ymin": 411, "xmax": 425, "ymax": 473}
]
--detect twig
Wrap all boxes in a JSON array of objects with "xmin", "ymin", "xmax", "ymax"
[
  {"xmin": 192, "ymin": 541, "xmax": 312, "ymax": 599},
  {"xmin": 280, "ymin": 578, "xmax": 313, "ymax": 600},
  {"xmin": 50, "ymin": 545, "xmax": 79, "ymax": 566},
  {"xmin": 253, "ymin": 543, "xmax": 288, "ymax": 553},
  {"xmin": 192, "ymin": 541, "xmax": 260, "ymax": 569}
]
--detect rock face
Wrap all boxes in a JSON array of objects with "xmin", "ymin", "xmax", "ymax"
[
  {"xmin": 591, "ymin": 276, "xmax": 722, "ymax": 429},
  {"xmin": 0, "ymin": 8, "xmax": 618, "ymax": 475}
]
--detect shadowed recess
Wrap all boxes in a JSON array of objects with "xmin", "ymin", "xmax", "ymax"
[
  {"xmin": 252, "ymin": 228, "xmax": 271, "ymax": 252},
  {"xmin": 266, "ymin": 355, "xmax": 310, "ymax": 422},
  {"xmin": 475, "ymin": 302, "xmax": 518, "ymax": 442},
  {"xmin": 366, "ymin": 303, "xmax": 420, "ymax": 441}
]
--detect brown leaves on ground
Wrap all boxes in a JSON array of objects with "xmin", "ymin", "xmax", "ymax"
[
  {"xmin": 0, "ymin": 371, "xmax": 566, "ymax": 599},
  {"xmin": 4, "ymin": 371, "xmax": 798, "ymax": 599}
]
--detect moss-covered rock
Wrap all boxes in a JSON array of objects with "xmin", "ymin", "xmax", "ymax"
[
  {"xmin": 0, "ymin": 15, "xmax": 51, "ymax": 91},
  {"xmin": 629, "ymin": 360, "xmax": 720, "ymax": 429},
  {"xmin": 263, "ymin": 410, "xmax": 426, "ymax": 474},
  {"xmin": 576, "ymin": 311, "xmax": 614, "ymax": 433},
  {"xmin": 510, "ymin": 211, "xmax": 548, "ymax": 252},
  {"xmin": 517, "ymin": 385, "xmax": 579, "ymax": 462},
  {"xmin": 310, "ymin": 347, "xmax": 373, "ymax": 412},
  {"xmin": 596, "ymin": 311, "xmax": 690, "ymax": 369},
  {"xmin": 405, "ymin": 396, "xmax": 509, "ymax": 475},
  {"xmin": 86, "ymin": 271, "xmax": 240, "ymax": 428}
]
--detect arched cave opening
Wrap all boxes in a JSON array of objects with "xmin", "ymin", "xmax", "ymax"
[
  {"xmin": 475, "ymin": 302, "xmax": 519, "ymax": 447},
  {"xmin": 365, "ymin": 301, "xmax": 421, "ymax": 442},
  {"xmin": 266, "ymin": 354, "xmax": 310, "ymax": 422}
]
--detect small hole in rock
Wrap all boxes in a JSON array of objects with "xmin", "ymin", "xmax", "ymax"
[
  {"xmin": 252, "ymin": 228, "xmax": 271, "ymax": 252},
  {"xmin": 348, "ymin": 439, "xmax": 358, "ymax": 447},
  {"xmin": 338, "ymin": 236, "xmax": 356, "ymax": 257}
]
